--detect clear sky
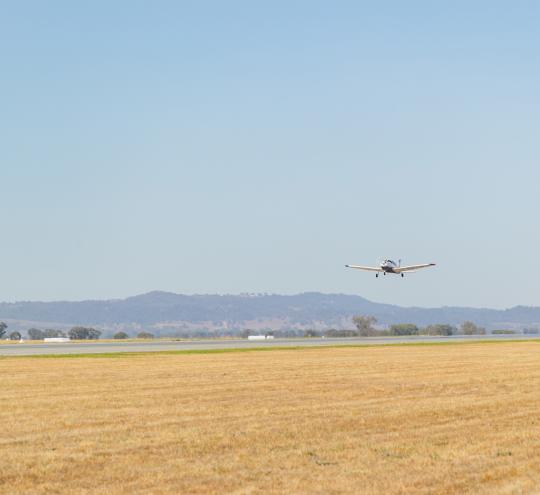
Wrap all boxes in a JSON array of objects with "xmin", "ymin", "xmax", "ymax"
[{"xmin": 2, "ymin": 1, "xmax": 539, "ymax": 308}]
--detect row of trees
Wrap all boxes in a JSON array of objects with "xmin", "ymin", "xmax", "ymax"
[
  {"xmin": 0, "ymin": 317, "xmax": 506, "ymax": 341},
  {"xmin": 112, "ymin": 331, "xmax": 155, "ymax": 339},
  {"xmin": 297, "ymin": 317, "xmax": 488, "ymax": 338},
  {"xmin": 241, "ymin": 319, "xmax": 487, "ymax": 339},
  {"xmin": 351, "ymin": 316, "xmax": 486, "ymax": 337},
  {"xmin": 0, "ymin": 324, "xmax": 158, "ymax": 341},
  {"xmin": 26, "ymin": 327, "xmax": 155, "ymax": 340},
  {"xmin": 0, "ymin": 322, "xmax": 22, "ymax": 340},
  {"xmin": 27, "ymin": 326, "xmax": 102, "ymax": 340}
]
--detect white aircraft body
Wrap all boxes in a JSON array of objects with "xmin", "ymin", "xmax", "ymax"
[{"xmin": 345, "ymin": 259, "xmax": 436, "ymax": 278}]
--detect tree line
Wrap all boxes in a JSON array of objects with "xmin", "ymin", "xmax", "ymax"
[
  {"xmin": 0, "ymin": 322, "xmax": 23, "ymax": 340},
  {"xmin": 27, "ymin": 328, "xmax": 156, "ymax": 340},
  {"xmin": 0, "ymin": 317, "xmax": 496, "ymax": 341},
  {"xmin": 0, "ymin": 324, "xmax": 103, "ymax": 340},
  {"xmin": 28, "ymin": 326, "xmax": 102, "ymax": 340},
  {"xmin": 351, "ymin": 316, "xmax": 486, "ymax": 336},
  {"xmin": 0, "ymin": 322, "xmax": 158, "ymax": 340},
  {"xmin": 300, "ymin": 317, "xmax": 487, "ymax": 338}
]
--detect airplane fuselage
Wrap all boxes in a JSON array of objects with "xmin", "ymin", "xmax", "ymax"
[{"xmin": 380, "ymin": 259, "xmax": 399, "ymax": 273}]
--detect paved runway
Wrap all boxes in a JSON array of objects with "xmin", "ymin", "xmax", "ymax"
[{"xmin": 1, "ymin": 334, "xmax": 539, "ymax": 356}]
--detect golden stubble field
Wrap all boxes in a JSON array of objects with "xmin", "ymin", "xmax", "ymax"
[{"xmin": 2, "ymin": 343, "xmax": 540, "ymax": 495}]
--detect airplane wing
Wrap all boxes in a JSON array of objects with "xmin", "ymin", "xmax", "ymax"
[
  {"xmin": 345, "ymin": 264, "xmax": 383, "ymax": 272},
  {"xmin": 394, "ymin": 263, "xmax": 436, "ymax": 273}
]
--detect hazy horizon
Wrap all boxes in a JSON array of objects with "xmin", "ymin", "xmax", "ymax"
[{"xmin": 3, "ymin": 2, "xmax": 539, "ymax": 309}]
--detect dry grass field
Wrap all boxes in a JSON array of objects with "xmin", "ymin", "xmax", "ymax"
[{"xmin": 2, "ymin": 343, "xmax": 540, "ymax": 494}]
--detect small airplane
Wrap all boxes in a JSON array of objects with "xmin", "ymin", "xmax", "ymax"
[{"xmin": 345, "ymin": 259, "xmax": 436, "ymax": 278}]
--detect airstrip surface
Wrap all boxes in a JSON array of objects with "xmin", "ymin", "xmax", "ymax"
[{"xmin": 1, "ymin": 334, "xmax": 539, "ymax": 356}]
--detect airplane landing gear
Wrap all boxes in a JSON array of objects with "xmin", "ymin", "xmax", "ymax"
[
  {"xmin": 401, "ymin": 273, "xmax": 404, "ymax": 278},
  {"xmin": 375, "ymin": 273, "xmax": 378, "ymax": 278}
]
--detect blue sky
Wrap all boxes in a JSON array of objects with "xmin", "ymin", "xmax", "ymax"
[{"xmin": 2, "ymin": 1, "xmax": 539, "ymax": 307}]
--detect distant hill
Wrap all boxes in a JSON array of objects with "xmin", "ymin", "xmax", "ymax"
[{"xmin": 1, "ymin": 291, "xmax": 540, "ymax": 334}]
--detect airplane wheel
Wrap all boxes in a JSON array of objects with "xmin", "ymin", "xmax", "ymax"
[
  {"xmin": 401, "ymin": 273, "xmax": 404, "ymax": 278},
  {"xmin": 376, "ymin": 274, "xmax": 378, "ymax": 278}
]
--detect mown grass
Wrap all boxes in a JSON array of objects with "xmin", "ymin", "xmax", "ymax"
[{"xmin": 2, "ymin": 343, "xmax": 540, "ymax": 494}]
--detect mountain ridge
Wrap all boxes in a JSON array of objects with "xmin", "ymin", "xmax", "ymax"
[{"xmin": 1, "ymin": 292, "xmax": 540, "ymax": 333}]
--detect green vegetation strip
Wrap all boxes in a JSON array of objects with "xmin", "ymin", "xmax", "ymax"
[{"xmin": 1, "ymin": 339, "xmax": 540, "ymax": 359}]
